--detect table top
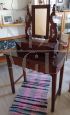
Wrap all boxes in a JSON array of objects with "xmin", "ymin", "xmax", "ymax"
[
  {"xmin": 5, "ymin": 50, "xmax": 66, "ymax": 75},
  {"xmin": 5, "ymin": 38, "xmax": 66, "ymax": 74}
]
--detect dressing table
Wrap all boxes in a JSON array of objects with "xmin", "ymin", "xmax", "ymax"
[{"xmin": 5, "ymin": 5, "xmax": 66, "ymax": 112}]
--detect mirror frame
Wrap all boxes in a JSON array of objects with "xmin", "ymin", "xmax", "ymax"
[{"xmin": 32, "ymin": 5, "xmax": 50, "ymax": 39}]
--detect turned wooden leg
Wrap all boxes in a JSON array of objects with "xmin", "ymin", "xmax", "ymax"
[
  {"xmin": 23, "ymin": 69, "xmax": 27, "ymax": 82},
  {"xmin": 51, "ymin": 74, "xmax": 57, "ymax": 112},
  {"xmin": 58, "ymin": 64, "xmax": 64, "ymax": 96},
  {"xmin": 6, "ymin": 55, "xmax": 15, "ymax": 94},
  {"xmin": 22, "ymin": 57, "xmax": 27, "ymax": 82}
]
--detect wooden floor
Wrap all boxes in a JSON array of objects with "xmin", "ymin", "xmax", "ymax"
[
  {"xmin": 0, "ymin": 59, "xmax": 70, "ymax": 115},
  {"xmin": 0, "ymin": 88, "xmax": 70, "ymax": 115},
  {"xmin": 48, "ymin": 92, "xmax": 70, "ymax": 115}
]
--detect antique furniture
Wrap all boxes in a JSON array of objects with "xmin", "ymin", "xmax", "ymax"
[
  {"xmin": 9, "ymin": 68, "xmax": 51, "ymax": 115},
  {"xmin": 5, "ymin": 5, "xmax": 66, "ymax": 112},
  {"xmin": 5, "ymin": 44, "xmax": 66, "ymax": 113}
]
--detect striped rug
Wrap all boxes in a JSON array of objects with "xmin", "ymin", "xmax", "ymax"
[{"xmin": 10, "ymin": 70, "xmax": 51, "ymax": 115}]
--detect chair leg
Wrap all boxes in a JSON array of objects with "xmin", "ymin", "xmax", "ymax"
[
  {"xmin": 23, "ymin": 68, "xmax": 27, "ymax": 82},
  {"xmin": 6, "ymin": 55, "xmax": 15, "ymax": 94}
]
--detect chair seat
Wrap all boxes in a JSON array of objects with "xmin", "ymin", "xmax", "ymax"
[{"xmin": 10, "ymin": 70, "xmax": 51, "ymax": 115}]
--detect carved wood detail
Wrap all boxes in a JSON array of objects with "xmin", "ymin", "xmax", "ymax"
[
  {"xmin": 49, "ymin": 4, "xmax": 58, "ymax": 42},
  {"xmin": 25, "ymin": 4, "xmax": 58, "ymax": 43},
  {"xmin": 25, "ymin": 5, "xmax": 32, "ymax": 40}
]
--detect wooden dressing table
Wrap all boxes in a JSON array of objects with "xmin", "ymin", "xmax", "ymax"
[
  {"xmin": 5, "ymin": 39, "xmax": 66, "ymax": 112},
  {"xmin": 16, "ymin": 39, "xmax": 66, "ymax": 112},
  {"xmin": 5, "ymin": 5, "xmax": 66, "ymax": 112}
]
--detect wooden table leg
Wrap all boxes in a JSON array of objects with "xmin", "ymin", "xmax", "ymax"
[
  {"xmin": 23, "ymin": 69, "xmax": 27, "ymax": 82},
  {"xmin": 51, "ymin": 74, "xmax": 57, "ymax": 112},
  {"xmin": 6, "ymin": 55, "xmax": 15, "ymax": 94},
  {"xmin": 58, "ymin": 63, "xmax": 64, "ymax": 96}
]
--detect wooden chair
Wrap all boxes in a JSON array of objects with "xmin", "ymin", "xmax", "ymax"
[
  {"xmin": 5, "ymin": 54, "xmax": 27, "ymax": 93},
  {"xmin": 5, "ymin": 5, "xmax": 65, "ymax": 113}
]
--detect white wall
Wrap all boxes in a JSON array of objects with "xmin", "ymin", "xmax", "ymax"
[
  {"xmin": 4, "ymin": 0, "xmax": 27, "ymax": 10},
  {"xmin": 0, "ymin": 0, "xmax": 29, "ymax": 38},
  {"xmin": 0, "ymin": 0, "xmax": 28, "ymax": 10}
]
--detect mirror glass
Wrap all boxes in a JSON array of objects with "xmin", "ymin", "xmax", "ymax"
[
  {"xmin": 32, "ymin": 5, "xmax": 50, "ymax": 38},
  {"xmin": 35, "ymin": 8, "xmax": 47, "ymax": 36}
]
